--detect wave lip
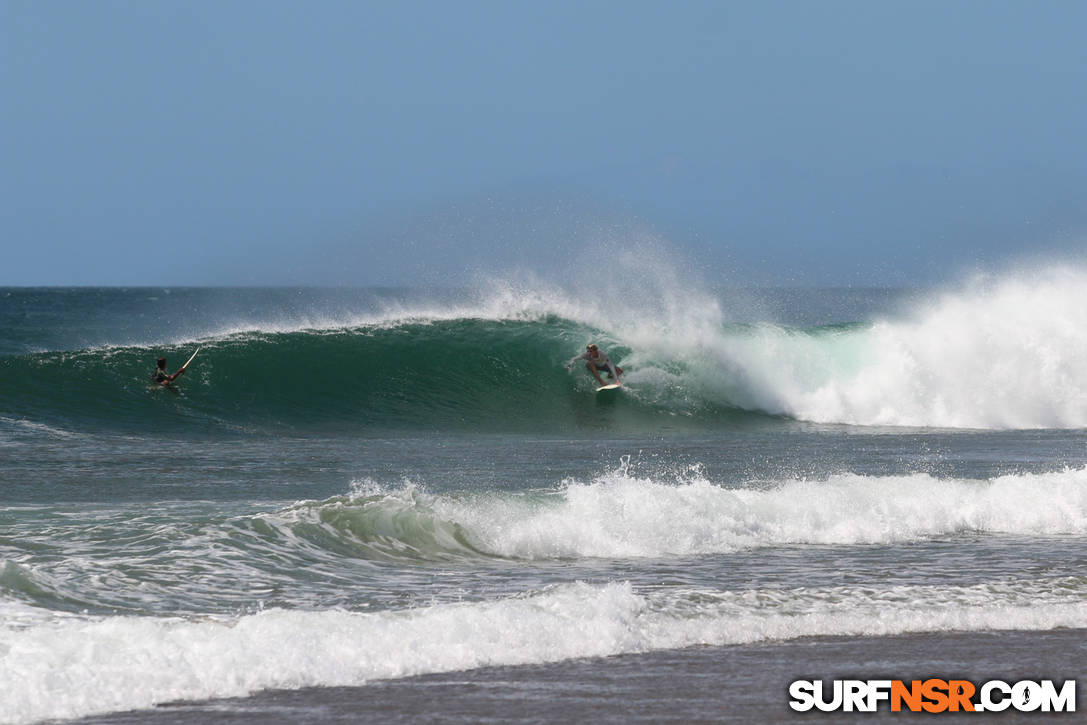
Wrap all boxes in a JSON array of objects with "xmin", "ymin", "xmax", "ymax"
[
  {"xmin": 3, "ymin": 577, "xmax": 1086, "ymax": 725},
  {"xmin": 265, "ymin": 485, "xmax": 494, "ymax": 562}
]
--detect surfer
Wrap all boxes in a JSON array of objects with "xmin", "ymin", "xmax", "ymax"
[
  {"xmin": 153, "ymin": 357, "xmax": 187, "ymax": 385},
  {"xmin": 565, "ymin": 343, "xmax": 623, "ymax": 387},
  {"xmin": 153, "ymin": 347, "xmax": 200, "ymax": 386}
]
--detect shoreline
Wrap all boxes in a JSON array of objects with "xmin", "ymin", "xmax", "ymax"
[{"xmin": 72, "ymin": 628, "xmax": 1086, "ymax": 724}]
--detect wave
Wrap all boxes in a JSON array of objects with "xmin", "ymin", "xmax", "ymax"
[
  {"xmin": 3, "ymin": 576, "xmax": 1086, "ymax": 724},
  {"xmin": 0, "ymin": 313, "xmax": 757, "ymax": 435},
  {"xmin": 269, "ymin": 465, "xmax": 1087, "ymax": 561},
  {"xmin": 3, "ymin": 266, "xmax": 1087, "ymax": 431},
  {"xmin": 5, "ymin": 468, "xmax": 1087, "ymax": 616}
]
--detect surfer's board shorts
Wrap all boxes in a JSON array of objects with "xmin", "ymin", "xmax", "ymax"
[{"xmin": 593, "ymin": 363, "xmax": 623, "ymax": 376}]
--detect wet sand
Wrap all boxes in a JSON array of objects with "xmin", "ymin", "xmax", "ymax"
[{"xmin": 73, "ymin": 629, "xmax": 1085, "ymax": 724}]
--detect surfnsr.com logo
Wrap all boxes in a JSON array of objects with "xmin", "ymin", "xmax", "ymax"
[{"xmin": 789, "ymin": 679, "xmax": 1076, "ymax": 713}]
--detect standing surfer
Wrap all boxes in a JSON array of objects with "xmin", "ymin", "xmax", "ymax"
[{"xmin": 565, "ymin": 343, "xmax": 623, "ymax": 387}]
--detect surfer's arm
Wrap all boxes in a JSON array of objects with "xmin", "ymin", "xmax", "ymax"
[
  {"xmin": 589, "ymin": 365, "xmax": 606, "ymax": 385},
  {"xmin": 564, "ymin": 353, "xmax": 586, "ymax": 370}
]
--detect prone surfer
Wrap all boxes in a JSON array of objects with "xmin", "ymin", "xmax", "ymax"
[
  {"xmin": 153, "ymin": 356, "xmax": 186, "ymax": 385},
  {"xmin": 565, "ymin": 343, "xmax": 623, "ymax": 387}
]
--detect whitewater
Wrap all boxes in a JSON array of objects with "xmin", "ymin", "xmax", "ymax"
[{"xmin": 2, "ymin": 265, "xmax": 1087, "ymax": 724}]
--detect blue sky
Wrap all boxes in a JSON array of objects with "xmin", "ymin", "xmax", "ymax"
[{"xmin": 4, "ymin": 0, "xmax": 1086, "ymax": 286}]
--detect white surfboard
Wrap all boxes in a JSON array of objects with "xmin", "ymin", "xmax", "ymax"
[
  {"xmin": 179, "ymin": 347, "xmax": 200, "ymax": 372},
  {"xmin": 596, "ymin": 383, "xmax": 622, "ymax": 392}
]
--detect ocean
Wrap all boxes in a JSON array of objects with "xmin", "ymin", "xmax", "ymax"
[{"xmin": 2, "ymin": 271, "xmax": 1086, "ymax": 723}]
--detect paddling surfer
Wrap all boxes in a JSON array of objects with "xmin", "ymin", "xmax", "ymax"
[
  {"xmin": 153, "ymin": 357, "xmax": 186, "ymax": 385},
  {"xmin": 565, "ymin": 343, "xmax": 623, "ymax": 387}
]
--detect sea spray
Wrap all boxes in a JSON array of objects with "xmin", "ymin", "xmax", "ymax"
[{"xmin": 708, "ymin": 267, "xmax": 1087, "ymax": 428}]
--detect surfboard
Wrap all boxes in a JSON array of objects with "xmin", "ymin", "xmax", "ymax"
[
  {"xmin": 179, "ymin": 347, "xmax": 200, "ymax": 372},
  {"xmin": 595, "ymin": 383, "xmax": 622, "ymax": 392}
]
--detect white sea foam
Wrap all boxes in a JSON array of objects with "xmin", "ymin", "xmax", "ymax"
[
  {"xmin": 426, "ymin": 466, "xmax": 1087, "ymax": 559},
  {"xmin": 2, "ymin": 577, "xmax": 1085, "ymax": 725},
  {"xmin": 735, "ymin": 267, "xmax": 1087, "ymax": 428},
  {"xmin": 0, "ymin": 416, "xmax": 79, "ymax": 440}
]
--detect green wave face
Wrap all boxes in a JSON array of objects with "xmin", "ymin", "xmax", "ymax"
[{"xmin": 0, "ymin": 317, "xmax": 765, "ymax": 436}]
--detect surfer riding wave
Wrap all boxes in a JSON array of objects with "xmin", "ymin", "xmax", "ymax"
[{"xmin": 565, "ymin": 343, "xmax": 623, "ymax": 387}]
